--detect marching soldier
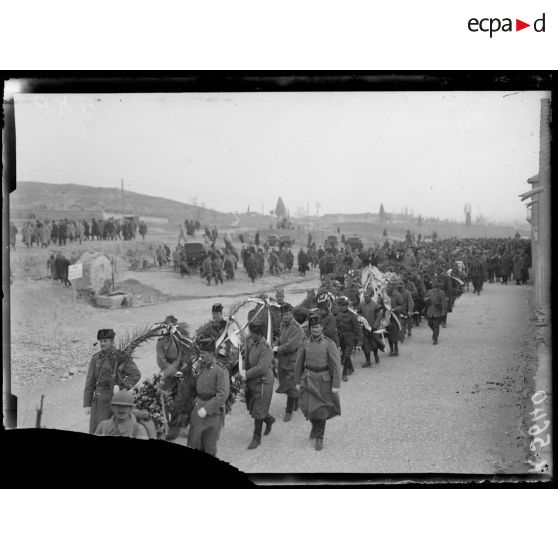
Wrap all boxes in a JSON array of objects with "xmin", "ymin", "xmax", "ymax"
[
  {"xmin": 424, "ymin": 279, "xmax": 448, "ymax": 345},
  {"xmin": 83, "ymin": 329, "xmax": 141, "ymax": 434},
  {"xmin": 335, "ymin": 296, "xmax": 362, "ymax": 381},
  {"xmin": 314, "ymin": 293, "xmax": 339, "ymax": 346},
  {"xmin": 273, "ymin": 303, "xmax": 304, "ymax": 422},
  {"xmin": 385, "ymin": 280, "xmax": 405, "ymax": 357},
  {"xmin": 240, "ymin": 322, "xmax": 276, "ymax": 450},
  {"xmin": 156, "ymin": 315, "xmax": 194, "ymax": 441},
  {"xmin": 187, "ymin": 336, "xmax": 230, "ymax": 457},
  {"xmin": 295, "ymin": 313, "xmax": 342, "ymax": 451},
  {"xmin": 357, "ymin": 291, "xmax": 383, "ymax": 367}
]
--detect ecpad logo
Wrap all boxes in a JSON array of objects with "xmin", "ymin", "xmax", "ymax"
[{"xmin": 468, "ymin": 13, "xmax": 546, "ymax": 37}]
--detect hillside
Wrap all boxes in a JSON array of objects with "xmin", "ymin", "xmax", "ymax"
[{"xmin": 11, "ymin": 181, "xmax": 232, "ymax": 225}]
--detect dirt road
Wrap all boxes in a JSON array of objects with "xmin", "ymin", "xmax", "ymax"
[
  {"xmin": 10, "ymin": 262, "xmax": 537, "ymax": 474},
  {"xmin": 210, "ymin": 282, "xmax": 537, "ymax": 474}
]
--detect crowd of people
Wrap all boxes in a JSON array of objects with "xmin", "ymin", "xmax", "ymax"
[
  {"xmin": 85, "ymin": 233, "xmax": 532, "ymax": 456},
  {"xmin": 10, "ymin": 218, "xmax": 148, "ymax": 249}
]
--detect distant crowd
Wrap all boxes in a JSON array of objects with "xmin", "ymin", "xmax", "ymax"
[{"xmin": 9, "ymin": 218, "xmax": 148, "ymax": 249}]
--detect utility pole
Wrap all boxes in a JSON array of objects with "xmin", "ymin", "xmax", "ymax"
[
  {"xmin": 306, "ymin": 202, "xmax": 309, "ymax": 233},
  {"xmin": 121, "ymin": 178, "xmax": 124, "ymax": 222},
  {"xmin": 315, "ymin": 202, "xmax": 321, "ymax": 239}
]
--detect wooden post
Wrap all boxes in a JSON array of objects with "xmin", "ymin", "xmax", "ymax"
[{"xmin": 35, "ymin": 395, "xmax": 44, "ymax": 428}]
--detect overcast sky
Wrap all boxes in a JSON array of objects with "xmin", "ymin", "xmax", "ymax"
[{"xmin": 14, "ymin": 90, "xmax": 548, "ymax": 222}]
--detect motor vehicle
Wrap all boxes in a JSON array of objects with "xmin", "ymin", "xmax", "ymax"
[
  {"xmin": 325, "ymin": 235, "xmax": 338, "ymax": 250},
  {"xmin": 183, "ymin": 241, "xmax": 209, "ymax": 271},
  {"xmin": 279, "ymin": 235, "xmax": 294, "ymax": 249},
  {"xmin": 346, "ymin": 235, "xmax": 363, "ymax": 251}
]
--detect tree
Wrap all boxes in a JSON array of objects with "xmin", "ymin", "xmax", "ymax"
[
  {"xmin": 382, "ymin": 227, "xmax": 388, "ymax": 237},
  {"xmin": 417, "ymin": 214, "xmax": 423, "ymax": 227},
  {"xmin": 432, "ymin": 230, "xmax": 438, "ymax": 241},
  {"xmin": 379, "ymin": 203, "xmax": 385, "ymax": 220},
  {"xmin": 190, "ymin": 197, "xmax": 205, "ymax": 222}
]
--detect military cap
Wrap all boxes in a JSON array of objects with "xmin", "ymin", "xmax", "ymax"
[
  {"xmin": 275, "ymin": 288, "xmax": 285, "ymax": 295},
  {"xmin": 164, "ymin": 315, "xmax": 178, "ymax": 325},
  {"xmin": 212, "ymin": 303, "xmax": 223, "ymax": 313},
  {"xmin": 280, "ymin": 303, "xmax": 294, "ymax": 314},
  {"xmin": 337, "ymin": 296, "xmax": 349, "ymax": 306},
  {"xmin": 308, "ymin": 314, "xmax": 323, "ymax": 326},
  {"xmin": 111, "ymin": 390, "xmax": 135, "ymax": 407},
  {"xmin": 196, "ymin": 335, "xmax": 216, "ymax": 353},
  {"xmin": 97, "ymin": 329, "xmax": 115, "ymax": 340}
]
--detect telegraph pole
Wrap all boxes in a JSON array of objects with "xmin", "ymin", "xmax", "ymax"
[
  {"xmin": 306, "ymin": 202, "xmax": 309, "ymax": 233},
  {"xmin": 121, "ymin": 178, "xmax": 124, "ymax": 222},
  {"xmin": 315, "ymin": 202, "xmax": 321, "ymax": 239}
]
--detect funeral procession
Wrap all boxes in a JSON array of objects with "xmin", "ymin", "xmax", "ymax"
[{"xmin": 5, "ymin": 91, "xmax": 551, "ymax": 478}]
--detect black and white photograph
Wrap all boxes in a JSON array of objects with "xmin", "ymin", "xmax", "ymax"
[{"xmin": 2, "ymin": 76, "xmax": 552, "ymax": 483}]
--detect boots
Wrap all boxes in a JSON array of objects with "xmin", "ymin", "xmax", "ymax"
[
  {"xmin": 293, "ymin": 398, "xmax": 299, "ymax": 412},
  {"xmin": 309, "ymin": 420, "xmax": 317, "ymax": 440},
  {"xmin": 263, "ymin": 414, "xmax": 275, "ymax": 435},
  {"xmin": 362, "ymin": 354, "xmax": 371, "ymax": 368},
  {"xmin": 314, "ymin": 419, "xmax": 325, "ymax": 450},
  {"xmin": 248, "ymin": 419, "xmax": 263, "ymax": 449},
  {"xmin": 393, "ymin": 343, "xmax": 399, "ymax": 357},
  {"xmin": 374, "ymin": 351, "xmax": 380, "ymax": 364},
  {"xmin": 284, "ymin": 396, "xmax": 295, "ymax": 421}
]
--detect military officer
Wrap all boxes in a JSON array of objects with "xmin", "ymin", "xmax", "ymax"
[
  {"xmin": 273, "ymin": 303, "xmax": 304, "ymax": 422},
  {"xmin": 83, "ymin": 329, "xmax": 141, "ymax": 434},
  {"xmin": 186, "ymin": 336, "xmax": 230, "ymax": 457},
  {"xmin": 240, "ymin": 322, "xmax": 275, "ymax": 450},
  {"xmin": 335, "ymin": 296, "xmax": 362, "ymax": 381},
  {"xmin": 295, "ymin": 314, "xmax": 342, "ymax": 451}
]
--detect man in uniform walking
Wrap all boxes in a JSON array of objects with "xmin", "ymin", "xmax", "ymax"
[
  {"xmin": 424, "ymin": 279, "xmax": 448, "ymax": 345},
  {"xmin": 357, "ymin": 291, "xmax": 383, "ymax": 367},
  {"xmin": 83, "ymin": 329, "xmax": 142, "ymax": 434},
  {"xmin": 335, "ymin": 296, "xmax": 362, "ymax": 381},
  {"xmin": 314, "ymin": 293, "xmax": 339, "ymax": 346},
  {"xmin": 274, "ymin": 303, "xmax": 304, "ymax": 422},
  {"xmin": 187, "ymin": 336, "xmax": 230, "ymax": 457},
  {"xmin": 295, "ymin": 314, "xmax": 341, "ymax": 450},
  {"xmin": 240, "ymin": 322, "xmax": 276, "ymax": 449}
]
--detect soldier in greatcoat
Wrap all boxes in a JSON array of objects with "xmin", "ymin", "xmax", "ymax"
[
  {"xmin": 311, "ymin": 293, "xmax": 339, "ymax": 347},
  {"xmin": 335, "ymin": 296, "xmax": 362, "ymax": 381},
  {"xmin": 424, "ymin": 280, "xmax": 448, "ymax": 345},
  {"xmin": 273, "ymin": 303, "xmax": 304, "ymax": 422},
  {"xmin": 239, "ymin": 322, "xmax": 275, "ymax": 450},
  {"xmin": 156, "ymin": 315, "xmax": 195, "ymax": 441},
  {"xmin": 186, "ymin": 337, "xmax": 230, "ymax": 457},
  {"xmin": 384, "ymin": 280, "xmax": 405, "ymax": 357},
  {"xmin": 295, "ymin": 313, "xmax": 341, "ymax": 451},
  {"xmin": 357, "ymin": 292, "xmax": 383, "ymax": 366},
  {"xmin": 83, "ymin": 329, "xmax": 141, "ymax": 434}
]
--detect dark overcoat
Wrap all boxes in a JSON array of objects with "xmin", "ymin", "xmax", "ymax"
[
  {"xmin": 84, "ymin": 349, "xmax": 141, "ymax": 434},
  {"xmin": 244, "ymin": 337, "xmax": 274, "ymax": 419},
  {"xmin": 294, "ymin": 334, "xmax": 341, "ymax": 421},
  {"xmin": 275, "ymin": 318, "xmax": 304, "ymax": 397}
]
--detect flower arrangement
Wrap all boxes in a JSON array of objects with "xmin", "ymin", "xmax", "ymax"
[{"xmin": 132, "ymin": 373, "xmax": 174, "ymax": 439}]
